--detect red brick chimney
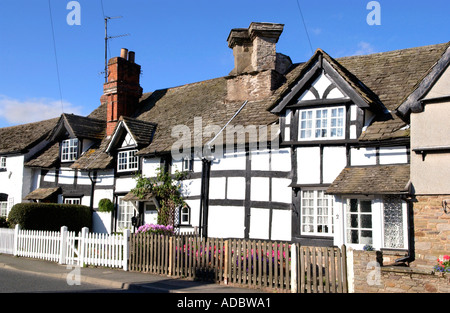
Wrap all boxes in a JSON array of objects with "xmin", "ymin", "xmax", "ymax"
[{"xmin": 102, "ymin": 48, "xmax": 143, "ymax": 136}]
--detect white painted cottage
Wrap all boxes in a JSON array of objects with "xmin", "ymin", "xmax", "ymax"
[{"xmin": 2, "ymin": 23, "xmax": 449, "ymax": 258}]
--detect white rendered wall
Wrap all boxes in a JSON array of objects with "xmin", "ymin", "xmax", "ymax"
[
  {"xmin": 249, "ymin": 208, "xmax": 270, "ymax": 239},
  {"xmin": 271, "ymin": 209, "xmax": 291, "ymax": 241},
  {"xmin": 115, "ymin": 177, "xmax": 136, "ymax": 193},
  {"xmin": 297, "ymin": 147, "xmax": 320, "ymax": 184},
  {"xmin": 58, "ymin": 168, "xmax": 75, "ymax": 185},
  {"xmin": 350, "ymin": 147, "xmax": 377, "ymax": 166},
  {"xmin": 379, "ymin": 146, "xmax": 408, "ymax": 164},
  {"xmin": 323, "ymin": 146, "xmax": 347, "ymax": 184},
  {"xmin": 142, "ymin": 157, "xmax": 161, "ymax": 178},
  {"xmin": 95, "ymin": 170, "xmax": 114, "ymax": 186},
  {"xmin": 271, "ymin": 178, "xmax": 291, "ymax": 203},
  {"xmin": 0, "ymin": 154, "xmax": 25, "ymax": 211},
  {"xmin": 208, "ymin": 205, "xmax": 245, "ymax": 238}
]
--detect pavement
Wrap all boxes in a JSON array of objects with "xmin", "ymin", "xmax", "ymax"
[{"xmin": 0, "ymin": 253, "xmax": 262, "ymax": 293}]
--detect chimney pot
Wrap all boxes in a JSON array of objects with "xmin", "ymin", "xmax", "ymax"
[
  {"xmin": 120, "ymin": 48, "xmax": 128, "ymax": 59},
  {"xmin": 128, "ymin": 51, "xmax": 135, "ymax": 63}
]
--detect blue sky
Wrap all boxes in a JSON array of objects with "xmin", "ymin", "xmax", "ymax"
[{"xmin": 0, "ymin": 0, "xmax": 449, "ymax": 128}]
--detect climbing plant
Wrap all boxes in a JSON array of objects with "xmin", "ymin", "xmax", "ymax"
[{"xmin": 131, "ymin": 168, "xmax": 187, "ymax": 227}]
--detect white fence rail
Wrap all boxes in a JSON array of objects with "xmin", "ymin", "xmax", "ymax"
[
  {"xmin": 0, "ymin": 228, "xmax": 15, "ymax": 254},
  {"xmin": 8, "ymin": 225, "xmax": 129, "ymax": 270}
]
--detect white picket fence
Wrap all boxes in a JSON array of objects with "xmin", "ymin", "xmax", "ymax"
[
  {"xmin": 9, "ymin": 225, "xmax": 130, "ymax": 271},
  {"xmin": 0, "ymin": 228, "xmax": 15, "ymax": 254}
]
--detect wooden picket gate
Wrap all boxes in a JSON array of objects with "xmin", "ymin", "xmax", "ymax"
[
  {"xmin": 128, "ymin": 233, "xmax": 348, "ymax": 293},
  {"xmin": 297, "ymin": 245, "xmax": 347, "ymax": 293}
]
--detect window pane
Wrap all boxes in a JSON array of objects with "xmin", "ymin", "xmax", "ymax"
[
  {"xmin": 361, "ymin": 231, "xmax": 373, "ymax": 244},
  {"xmin": 361, "ymin": 214, "xmax": 372, "ymax": 228},
  {"xmin": 301, "ymin": 189, "xmax": 333, "ymax": 235},
  {"xmin": 360, "ymin": 201, "xmax": 372, "ymax": 212},
  {"xmin": 384, "ymin": 196, "xmax": 405, "ymax": 249},
  {"xmin": 346, "ymin": 199, "xmax": 373, "ymax": 245},
  {"xmin": 348, "ymin": 229, "xmax": 359, "ymax": 244}
]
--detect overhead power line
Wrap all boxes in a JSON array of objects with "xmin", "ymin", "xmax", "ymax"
[
  {"xmin": 47, "ymin": 0, "xmax": 64, "ymax": 113},
  {"xmin": 296, "ymin": 0, "xmax": 314, "ymax": 54}
]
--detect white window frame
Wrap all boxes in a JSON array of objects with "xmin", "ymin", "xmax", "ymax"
[
  {"xmin": 345, "ymin": 198, "xmax": 373, "ymax": 248},
  {"xmin": 182, "ymin": 156, "xmax": 193, "ymax": 172},
  {"xmin": 381, "ymin": 196, "xmax": 409, "ymax": 250},
  {"xmin": 0, "ymin": 157, "xmax": 6, "ymax": 169},
  {"xmin": 64, "ymin": 197, "xmax": 81, "ymax": 205},
  {"xmin": 117, "ymin": 196, "xmax": 134, "ymax": 231},
  {"xmin": 301, "ymin": 189, "xmax": 334, "ymax": 236},
  {"xmin": 342, "ymin": 196, "xmax": 409, "ymax": 250},
  {"xmin": 61, "ymin": 138, "xmax": 79, "ymax": 162},
  {"xmin": 0, "ymin": 201, "xmax": 7, "ymax": 218},
  {"xmin": 117, "ymin": 149, "xmax": 139, "ymax": 172},
  {"xmin": 298, "ymin": 106, "xmax": 345, "ymax": 141},
  {"xmin": 180, "ymin": 206, "xmax": 190, "ymax": 225}
]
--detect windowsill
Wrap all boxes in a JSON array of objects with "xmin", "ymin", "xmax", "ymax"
[{"xmin": 116, "ymin": 170, "xmax": 140, "ymax": 177}]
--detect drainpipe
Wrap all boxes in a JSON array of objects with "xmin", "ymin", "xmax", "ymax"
[
  {"xmin": 198, "ymin": 157, "xmax": 211, "ymax": 238},
  {"xmin": 87, "ymin": 170, "xmax": 97, "ymax": 211},
  {"xmin": 198, "ymin": 100, "xmax": 248, "ymax": 238},
  {"xmin": 395, "ymin": 195, "xmax": 415, "ymax": 265}
]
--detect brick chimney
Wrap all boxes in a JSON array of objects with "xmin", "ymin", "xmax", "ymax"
[
  {"xmin": 226, "ymin": 22, "xmax": 291, "ymax": 102},
  {"xmin": 102, "ymin": 48, "xmax": 143, "ymax": 136}
]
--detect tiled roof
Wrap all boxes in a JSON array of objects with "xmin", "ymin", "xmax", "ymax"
[
  {"xmin": 119, "ymin": 116, "xmax": 157, "ymax": 147},
  {"xmin": 269, "ymin": 42, "xmax": 450, "ymax": 142},
  {"xmin": 49, "ymin": 114, "xmax": 106, "ymax": 141},
  {"xmin": 135, "ymin": 78, "xmax": 279, "ymax": 155},
  {"xmin": 25, "ymin": 142, "xmax": 60, "ymax": 168},
  {"xmin": 6, "ymin": 42, "xmax": 450, "ymax": 170},
  {"xmin": 326, "ymin": 164, "xmax": 410, "ymax": 195},
  {"xmin": 23, "ymin": 187, "xmax": 61, "ymax": 200},
  {"xmin": 70, "ymin": 137, "xmax": 113, "ymax": 170},
  {"xmin": 0, "ymin": 118, "xmax": 58, "ymax": 155}
]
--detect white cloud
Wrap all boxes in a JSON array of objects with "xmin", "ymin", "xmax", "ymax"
[
  {"xmin": 354, "ymin": 41, "xmax": 377, "ymax": 56},
  {"xmin": 0, "ymin": 95, "xmax": 83, "ymax": 125}
]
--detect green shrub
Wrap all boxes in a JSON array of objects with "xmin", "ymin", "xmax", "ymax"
[
  {"xmin": 98, "ymin": 198, "xmax": 114, "ymax": 212},
  {"xmin": 8, "ymin": 203, "xmax": 92, "ymax": 232}
]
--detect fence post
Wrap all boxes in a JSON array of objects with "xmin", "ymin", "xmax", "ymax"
[
  {"xmin": 123, "ymin": 229, "xmax": 130, "ymax": 271},
  {"xmin": 78, "ymin": 227, "xmax": 88, "ymax": 267},
  {"xmin": 13, "ymin": 224, "xmax": 20, "ymax": 256},
  {"xmin": 290, "ymin": 243, "xmax": 298, "ymax": 293},
  {"xmin": 59, "ymin": 226, "xmax": 68, "ymax": 265},
  {"xmin": 168, "ymin": 236, "xmax": 173, "ymax": 276},
  {"xmin": 223, "ymin": 239, "xmax": 229, "ymax": 285}
]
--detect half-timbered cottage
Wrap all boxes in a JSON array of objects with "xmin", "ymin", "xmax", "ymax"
[
  {"xmin": 0, "ymin": 118, "xmax": 58, "ymax": 214},
  {"xmin": 1, "ymin": 22, "xmax": 448, "ymax": 259}
]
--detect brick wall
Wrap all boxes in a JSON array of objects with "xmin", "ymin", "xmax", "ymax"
[{"xmin": 350, "ymin": 249, "xmax": 449, "ymax": 293}]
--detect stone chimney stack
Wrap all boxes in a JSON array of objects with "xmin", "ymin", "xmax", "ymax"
[
  {"xmin": 226, "ymin": 22, "xmax": 291, "ymax": 102},
  {"xmin": 102, "ymin": 48, "xmax": 143, "ymax": 136}
]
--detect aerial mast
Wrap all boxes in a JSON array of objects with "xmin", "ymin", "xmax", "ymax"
[{"xmin": 104, "ymin": 16, "xmax": 129, "ymax": 83}]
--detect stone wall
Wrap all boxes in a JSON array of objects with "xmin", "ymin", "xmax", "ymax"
[
  {"xmin": 412, "ymin": 195, "xmax": 450, "ymax": 271},
  {"xmin": 349, "ymin": 249, "xmax": 449, "ymax": 293}
]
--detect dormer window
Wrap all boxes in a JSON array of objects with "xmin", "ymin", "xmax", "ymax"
[
  {"xmin": 118, "ymin": 149, "xmax": 138, "ymax": 172},
  {"xmin": 61, "ymin": 138, "xmax": 78, "ymax": 162},
  {"xmin": 299, "ymin": 106, "xmax": 345, "ymax": 140}
]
